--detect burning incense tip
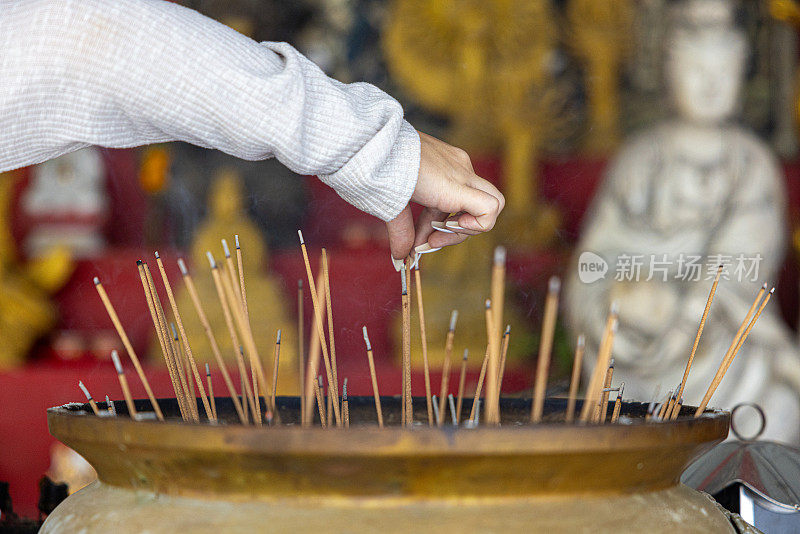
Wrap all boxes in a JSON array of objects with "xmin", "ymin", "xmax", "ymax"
[
  {"xmin": 136, "ymin": 259, "xmax": 143, "ymax": 266},
  {"xmin": 610, "ymin": 300, "xmax": 620, "ymax": 315},
  {"xmin": 577, "ymin": 334, "xmax": 585, "ymax": 348},
  {"xmin": 762, "ymin": 282, "xmax": 768, "ymax": 290},
  {"xmin": 770, "ymin": 287, "xmax": 776, "ymax": 294},
  {"xmin": 111, "ymin": 350, "xmax": 123, "ymax": 375},
  {"xmin": 504, "ymin": 325, "xmax": 511, "ymax": 336},
  {"xmin": 78, "ymin": 381, "xmax": 92, "ymax": 400},
  {"xmin": 178, "ymin": 258, "xmax": 188, "ymax": 276},
  {"xmin": 93, "ymin": 276, "xmax": 100, "ymax": 285},
  {"xmin": 154, "ymin": 251, "xmax": 160, "ymax": 259},
  {"xmin": 343, "ymin": 378, "xmax": 348, "ymax": 399},
  {"xmin": 494, "ymin": 246, "xmax": 506, "ymax": 265},
  {"xmin": 619, "ymin": 382, "xmax": 625, "ymax": 397},
  {"xmin": 221, "ymin": 239, "xmax": 231, "ymax": 258},
  {"xmin": 206, "ymin": 251, "xmax": 217, "ymax": 269},
  {"xmin": 298, "ymin": 279, "xmax": 303, "ymax": 289},
  {"xmin": 362, "ymin": 326, "xmax": 372, "ymax": 350},
  {"xmin": 205, "ymin": 363, "xmax": 210, "ymax": 376},
  {"xmin": 170, "ymin": 323, "xmax": 179, "ymax": 341},
  {"xmin": 297, "ymin": 230, "xmax": 305, "ymax": 245},
  {"xmin": 448, "ymin": 394, "xmax": 457, "ymax": 425},
  {"xmin": 276, "ymin": 329, "xmax": 281, "ymax": 344},
  {"xmin": 609, "ymin": 358, "xmax": 615, "ymax": 368},
  {"xmin": 317, "ymin": 375, "xmax": 324, "ymax": 387},
  {"xmin": 463, "ymin": 348, "xmax": 468, "ymax": 361},
  {"xmin": 449, "ymin": 310, "xmax": 459, "ymax": 332},
  {"xmin": 548, "ymin": 276, "xmax": 561, "ymax": 294},
  {"xmin": 235, "ymin": 234, "xmax": 240, "ymax": 249},
  {"xmin": 485, "ymin": 299, "xmax": 491, "ymax": 309},
  {"xmin": 400, "ymin": 268, "xmax": 407, "ymax": 295}
]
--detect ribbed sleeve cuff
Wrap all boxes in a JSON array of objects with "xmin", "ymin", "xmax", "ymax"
[{"xmin": 318, "ymin": 120, "xmax": 420, "ymax": 222}]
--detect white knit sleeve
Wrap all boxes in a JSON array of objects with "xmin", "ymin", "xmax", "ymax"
[{"xmin": 0, "ymin": 0, "xmax": 420, "ymax": 221}]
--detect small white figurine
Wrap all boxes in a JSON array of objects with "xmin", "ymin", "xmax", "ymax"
[{"xmin": 22, "ymin": 146, "xmax": 107, "ymax": 258}]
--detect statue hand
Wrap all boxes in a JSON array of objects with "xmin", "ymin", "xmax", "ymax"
[{"xmin": 385, "ymin": 132, "xmax": 505, "ymax": 262}]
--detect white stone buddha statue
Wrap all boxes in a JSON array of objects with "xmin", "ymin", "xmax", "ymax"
[{"xmin": 564, "ymin": 0, "xmax": 800, "ymax": 442}]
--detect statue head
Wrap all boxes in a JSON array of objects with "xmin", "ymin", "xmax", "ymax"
[
  {"xmin": 209, "ymin": 168, "xmax": 244, "ymax": 222},
  {"xmin": 666, "ymin": 0, "xmax": 747, "ymax": 124}
]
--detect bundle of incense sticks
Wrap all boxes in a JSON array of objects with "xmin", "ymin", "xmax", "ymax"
[{"xmin": 81, "ymin": 238, "xmax": 770, "ymax": 429}]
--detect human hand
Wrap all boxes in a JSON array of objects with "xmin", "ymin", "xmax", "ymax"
[{"xmin": 385, "ymin": 131, "xmax": 505, "ymax": 265}]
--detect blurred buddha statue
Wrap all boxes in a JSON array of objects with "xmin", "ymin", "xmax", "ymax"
[
  {"xmin": 565, "ymin": 0, "xmax": 800, "ymax": 442},
  {"xmin": 177, "ymin": 168, "xmax": 298, "ymax": 393}
]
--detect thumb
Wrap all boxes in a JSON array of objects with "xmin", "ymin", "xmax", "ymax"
[
  {"xmin": 385, "ymin": 205, "xmax": 415, "ymax": 260},
  {"xmin": 447, "ymin": 182, "xmax": 502, "ymax": 231}
]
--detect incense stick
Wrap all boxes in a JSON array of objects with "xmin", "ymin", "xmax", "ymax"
[
  {"xmin": 497, "ymin": 325, "xmax": 511, "ymax": 394},
  {"xmin": 234, "ymin": 235, "xmax": 249, "ymax": 320},
  {"xmin": 93, "ymin": 277, "xmax": 163, "ymax": 420},
  {"xmin": 414, "ymin": 263, "xmax": 434, "ymax": 426},
  {"xmin": 531, "ymin": 277, "xmax": 560, "ymax": 423},
  {"xmin": 438, "ymin": 310, "xmax": 458, "ymax": 426},
  {"xmin": 448, "ymin": 394, "xmax": 457, "ymax": 426},
  {"xmin": 314, "ymin": 375, "xmax": 327, "ymax": 428},
  {"xmin": 221, "ymin": 239, "xmax": 242, "ymax": 310},
  {"xmin": 271, "ymin": 330, "xmax": 281, "ymax": 414},
  {"xmin": 105, "ymin": 395, "xmax": 115, "ymax": 416},
  {"xmin": 297, "ymin": 279, "xmax": 305, "ymax": 421},
  {"xmin": 205, "ymin": 363, "xmax": 217, "ymax": 421},
  {"xmin": 565, "ymin": 334, "xmax": 585, "ymax": 423},
  {"xmin": 342, "ymin": 378, "xmax": 350, "ymax": 428},
  {"xmin": 155, "ymin": 252, "xmax": 214, "ymax": 422},
  {"xmin": 362, "ymin": 326, "xmax": 383, "ymax": 427},
  {"xmin": 177, "ymin": 258, "xmax": 246, "ymax": 424},
  {"xmin": 598, "ymin": 359, "xmax": 614, "ymax": 424},
  {"xmin": 401, "ymin": 262, "xmax": 412, "ymax": 427},
  {"xmin": 455, "ymin": 349, "xmax": 468, "ymax": 424},
  {"xmin": 611, "ymin": 383, "xmax": 624, "ymax": 423},
  {"xmin": 111, "ymin": 350, "xmax": 138, "ymax": 419},
  {"xmin": 78, "ymin": 381, "xmax": 100, "ymax": 416},
  {"xmin": 302, "ymin": 269, "xmax": 326, "ymax": 426},
  {"xmin": 171, "ymin": 323, "xmax": 195, "ymax": 408},
  {"xmin": 298, "ymin": 231, "xmax": 341, "ymax": 426},
  {"xmin": 207, "ymin": 252, "xmax": 260, "ymax": 425},
  {"xmin": 469, "ymin": 344, "xmax": 490, "ymax": 423},
  {"xmin": 432, "ymin": 394, "xmax": 441, "ymax": 426},
  {"xmin": 144, "ymin": 260, "xmax": 198, "ymax": 421},
  {"xmin": 486, "ymin": 247, "xmax": 506, "ymax": 424},
  {"xmin": 137, "ymin": 261, "xmax": 189, "ymax": 421},
  {"xmin": 672, "ymin": 265, "xmax": 722, "ymax": 420},
  {"xmin": 219, "ymin": 255, "xmax": 275, "ymax": 421},
  {"xmin": 695, "ymin": 285, "xmax": 773, "ymax": 416},
  {"xmin": 579, "ymin": 303, "xmax": 618, "ymax": 423},
  {"xmin": 321, "ymin": 249, "xmax": 341, "ymax": 425}
]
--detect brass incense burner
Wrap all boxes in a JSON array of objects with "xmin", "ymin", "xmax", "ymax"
[{"xmin": 44, "ymin": 397, "xmax": 734, "ymax": 533}]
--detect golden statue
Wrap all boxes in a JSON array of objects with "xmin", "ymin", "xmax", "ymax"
[
  {"xmin": 383, "ymin": 0, "xmax": 567, "ymax": 249},
  {"xmin": 176, "ymin": 168, "xmax": 299, "ymax": 393},
  {"xmin": 567, "ymin": 0, "xmax": 634, "ymax": 154},
  {"xmin": 0, "ymin": 171, "xmax": 73, "ymax": 369}
]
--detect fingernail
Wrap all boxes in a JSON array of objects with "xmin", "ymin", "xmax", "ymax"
[
  {"xmin": 415, "ymin": 244, "xmax": 442, "ymax": 254},
  {"xmin": 431, "ymin": 221, "xmax": 455, "ymax": 234},
  {"xmin": 445, "ymin": 221, "xmax": 467, "ymax": 231},
  {"xmin": 390, "ymin": 254, "xmax": 404, "ymax": 272}
]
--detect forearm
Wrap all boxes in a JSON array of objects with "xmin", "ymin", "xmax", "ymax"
[{"xmin": 0, "ymin": 0, "xmax": 419, "ymax": 220}]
